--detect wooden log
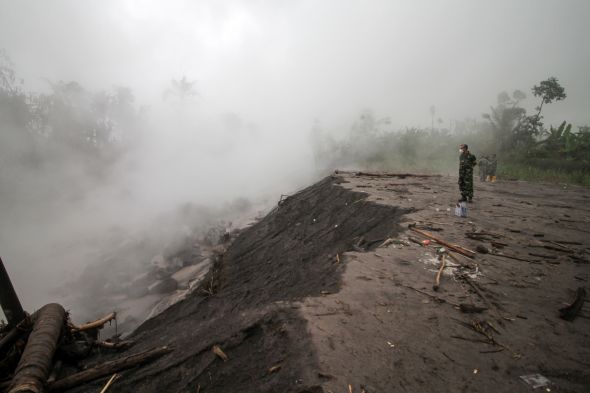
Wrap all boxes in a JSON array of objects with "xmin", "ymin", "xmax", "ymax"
[
  {"xmin": 408, "ymin": 225, "xmax": 475, "ymax": 258},
  {"xmin": 0, "ymin": 257, "xmax": 26, "ymax": 327},
  {"xmin": 48, "ymin": 346, "xmax": 173, "ymax": 392},
  {"xmin": 8, "ymin": 303, "xmax": 66, "ymax": 393}
]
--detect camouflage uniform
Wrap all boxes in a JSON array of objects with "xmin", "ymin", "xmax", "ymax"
[{"xmin": 459, "ymin": 151, "xmax": 477, "ymax": 201}]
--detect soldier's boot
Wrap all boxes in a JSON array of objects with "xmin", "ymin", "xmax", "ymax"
[
  {"xmin": 491, "ymin": 176, "xmax": 496, "ymax": 182},
  {"xmin": 486, "ymin": 175, "xmax": 491, "ymax": 182}
]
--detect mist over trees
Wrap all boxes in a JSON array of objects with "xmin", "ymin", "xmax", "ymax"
[
  {"xmin": 0, "ymin": 49, "xmax": 140, "ymax": 197},
  {"xmin": 311, "ymin": 77, "xmax": 589, "ymax": 184}
]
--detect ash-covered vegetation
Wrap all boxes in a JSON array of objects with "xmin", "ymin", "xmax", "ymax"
[{"xmin": 312, "ymin": 78, "xmax": 590, "ymax": 185}]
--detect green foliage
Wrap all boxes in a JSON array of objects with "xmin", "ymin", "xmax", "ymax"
[
  {"xmin": 532, "ymin": 121, "xmax": 590, "ymax": 162},
  {"xmin": 498, "ymin": 163, "xmax": 590, "ymax": 187},
  {"xmin": 532, "ymin": 77, "xmax": 566, "ymax": 106}
]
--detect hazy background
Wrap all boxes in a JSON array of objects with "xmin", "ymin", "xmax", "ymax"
[{"xmin": 1, "ymin": 0, "xmax": 589, "ymax": 320}]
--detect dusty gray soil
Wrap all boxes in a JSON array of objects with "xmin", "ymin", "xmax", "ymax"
[{"xmin": 64, "ymin": 173, "xmax": 589, "ymax": 393}]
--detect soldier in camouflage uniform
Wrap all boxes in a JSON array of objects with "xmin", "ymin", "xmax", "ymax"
[{"xmin": 458, "ymin": 144, "xmax": 477, "ymax": 202}]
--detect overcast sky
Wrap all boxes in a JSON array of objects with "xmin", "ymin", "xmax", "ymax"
[{"xmin": 1, "ymin": 0, "xmax": 589, "ymax": 130}]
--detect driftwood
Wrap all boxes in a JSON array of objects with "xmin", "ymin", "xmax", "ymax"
[
  {"xmin": 48, "ymin": 346, "xmax": 173, "ymax": 392},
  {"xmin": 559, "ymin": 287, "xmax": 586, "ymax": 321},
  {"xmin": 543, "ymin": 240, "xmax": 575, "ymax": 251},
  {"xmin": 408, "ymin": 225, "xmax": 475, "ymax": 258},
  {"xmin": 433, "ymin": 255, "xmax": 446, "ymax": 291},
  {"xmin": 8, "ymin": 303, "xmax": 66, "ymax": 393},
  {"xmin": 95, "ymin": 340, "xmax": 135, "ymax": 350},
  {"xmin": 488, "ymin": 252, "xmax": 539, "ymax": 263},
  {"xmin": 0, "ymin": 257, "xmax": 26, "ymax": 327},
  {"xmin": 71, "ymin": 312, "xmax": 116, "ymax": 332}
]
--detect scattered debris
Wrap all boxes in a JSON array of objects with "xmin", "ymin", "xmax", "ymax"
[
  {"xmin": 460, "ymin": 275, "xmax": 504, "ymax": 323},
  {"xmin": 212, "ymin": 345, "xmax": 229, "ymax": 361},
  {"xmin": 48, "ymin": 346, "xmax": 173, "ymax": 392},
  {"xmin": 98, "ymin": 373, "xmax": 119, "ymax": 393},
  {"xmin": 409, "ymin": 224, "xmax": 475, "ymax": 258},
  {"xmin": 267, "ymin": 364, "xmax": 281, "ymax": 374},
  {"xmin": 559, "ymin": 287, "xmax": 586, "ymax": 321},
  {"xmin": 475, "ymin": 245, "xmax": 489, "ymax": 254},
  {"xmin": 459, "ymin": 304, "xmax": 488, "ymax": 314},
  {"xmin": 520, "ymin": 374, "xmax": 551, "ymax": 389}
]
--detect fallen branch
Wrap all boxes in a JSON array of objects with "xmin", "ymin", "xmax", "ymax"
[
  {"xmin": 460, "ymin": 275, "xmax": 503, "ymax": 324},
  {"xmin": 400, "ymin": 284, "xmax": 459, "ymax": 307},
  {"xmin": 99, "ymin": 373, "xmax": 118, "ymax": 393},
  {"xmin": 542, "ymin": 240, "xmax": 575, "ymax": 251},
  {"xmin": 488, "ymin": 252, "xmax": 540, "ymax": 264},
  {"xmin": 71, "ymin": 312, "xmax": 116, "ymax": 332},
  {"xmin": 408, "ymin": 225, "xmax": 475, "ymax": 258},
  {"xmin": 95, "ymin": 340, "xmax": 135, "ymax": 350},
  {"xmin": 528, "ymin": 252, "xmax": 557, "ymax": 260},
  {"xmin": 433, "ymin": 255, "xmax": 446, "ymax": 291},
  {"xmin": 212, "ymin": 345, "xmax": 228, "ymax": 361},
  {"xmin": 48, "ymin": 346, "xmax": 173, "ymax": 392}
]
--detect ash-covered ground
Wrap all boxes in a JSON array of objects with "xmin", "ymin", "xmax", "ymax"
[{"xmin": 62, "ymin": 173, "xmax": 590, "ymax": 392}]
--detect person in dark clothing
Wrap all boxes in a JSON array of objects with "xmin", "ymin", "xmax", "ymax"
[{"xmin": 458, "ymin": 144, "xmax": 477, "ymax": 202}]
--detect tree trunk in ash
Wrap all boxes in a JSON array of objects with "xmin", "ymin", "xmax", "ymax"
[{"xmin": 8, "ymin": 303, "xmax": 66, "ymax": 393}]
